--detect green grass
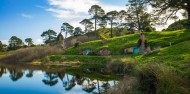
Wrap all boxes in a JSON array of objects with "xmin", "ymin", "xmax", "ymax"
[
  {"xmin": 48, "ymin": 55, "xmax": 108, "ymax": 64},
  {"xmin": 65, "ymin": 29, "xmax": 190, "ymax": 55},
  {"xmin": 135, "ymin": 40, "xmax": 190, "ymax": 76}
]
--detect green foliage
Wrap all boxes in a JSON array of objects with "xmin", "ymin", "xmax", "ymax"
[
  {"xmin": 61, "ymin": 22, "xmax": 74, "ymax": 38},
  {"xmin": 137, "ymin": 40, "xmax": 190, "ymax": 76},
  {"xmin": 166, "ymin": 19, "xmax": 188, "ymax": 31},
  {"xmin": 144, "ymin": 24, "xmax": 154, "ymax": 32},
  {"xmin": 25, "ymin": 38, "xmax": 33, "ymax": 46},
  {"xmin": 8, "ymin": 36, "xmax": 23, "ymax": 50},
  {"xmin": 74, "ymin": 27, "xmax": 83, "ymax": 37},
  {"xmin": 88, "ymin": 5, "xmax": 105, "ymax": 32},
  {"xmin": 127, "ymin": 0, "xmax": 152, "ymax": 31},
  {"xmin": 147, "ymin": 0, "xmax": 190, "ymax": 28},
  {"xmin": 41, "ymin": 29, "xmax": 57, "ymax": 44},
  {"xmin": 80, "ymin": 19, "xmax": 93, "ymax": 33},
  {"xmin": 106, "ymin": 11, "xmax": 119, "ymax": 38}
]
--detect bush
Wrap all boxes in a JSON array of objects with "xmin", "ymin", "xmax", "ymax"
[
  {"xmin": 166, "ymin": 19, "xmax": 188, "ymax": 31},
  {"xmin": 144, "ymin": 25, "xmax": 154, "ymax": 32}
]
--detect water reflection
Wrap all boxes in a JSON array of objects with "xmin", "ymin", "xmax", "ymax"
[
  {"xmin": 0, "ymin": 66, "xmax": 118, "ymax": 94},
  {"xmin": 8, "ymin": 68, "xmax": 24, "ymax": 81},
  {"xmin": 0, "ymin": 67, "xmax": 7, "ymax": 77},
  {"xmin": 42, "ymin": 72, "xmax": 59, "ymax": 86}
]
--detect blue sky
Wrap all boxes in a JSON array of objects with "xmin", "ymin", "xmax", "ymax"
[{"xmin": 0, "ymin": 0, "xmax": 127, "ymax": 45}]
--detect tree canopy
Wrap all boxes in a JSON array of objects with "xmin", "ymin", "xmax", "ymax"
[
  {"xmin": 88, "ymin": 5, "xmax": 105, "ymax": 32},
  {"xmin": 147, "ymin": 0, "xmax": 190, "ymax": 28},
  {"xmin": 25, "ymin": 38, "xmax": 33, "ymax": 46},
  {"xmin": 41, "ymin": 29, "xmax": 57, "ymax": 44},
  {"xmin": 80, "ymin": 19, "xmax": 93, "ymax": 33},
  {"xmin": 8, "ymin": 36, "xmax": 23, "ymax": 50},
  {"xmin": 106, "ymin": 11, "xmax": 119, "ymax": 38},
  {"xmin": 61, "ymin": 22, "xmax": 74, "ymax": 38},
  {"xmin": 74, "ymin": 27, "xmax": 83, "ymax": 37}
]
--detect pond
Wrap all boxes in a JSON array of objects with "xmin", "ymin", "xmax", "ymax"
[{"xmin": 0, "ymin": 65, "xmax": 118, "ymax": 94}]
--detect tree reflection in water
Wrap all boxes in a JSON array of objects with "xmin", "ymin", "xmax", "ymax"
[
  {"xmin": 0, "ymin": 66, "xmax": 117, "ymax": 93},
  {"xmin": 101, "ymin": 80, "xmax": 111, "ymax": 92},
  {"xmin": 8, "ymin": 68, "xmax": 23, "ymax": 81},
  {"xmin": 42, "ymin": 72, "xmax": 58, "ymax": 86},
  {"xmin": 75, "ymin": 74, "xmax": 85, "ymax": 85},
  {"xmin": 64, "ymin": 74, "xmax": 76, "ymax": 90},
  {"xmin": 0, "ymin": 67, "xmax": 7, "ymax": 77},
  {"xmin": 26, "ymin": 70, "xmax": 33, "ymax": 78},
  {"xmin": 82, "ymin": 78, "xmax": 96, "ymax": 93}
]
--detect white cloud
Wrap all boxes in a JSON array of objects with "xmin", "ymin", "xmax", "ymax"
[
  {"xmin": 36, "ymin": 5, "xmax": 46, "ymax": 9},
  {"xmin": 1, "ymin": 40, "xmax": 8, "ymax": 45},
  {"xmin": 46, "ymin": 0, "xmax": 126, "ymax": 27},
  {"xmin": 35, "ymin": 38, "xmax": 43, "ymax": 44},
  {"xmin": 101, "ymin": 4, "xmax": 126, "ymax": 13},
  {"xmin": 21, "ymin": 13, "xmax": 34, "ymax": 19}
]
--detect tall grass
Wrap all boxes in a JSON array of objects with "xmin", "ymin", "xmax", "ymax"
[
  {"xmin": 106, "ymin": 63, "xmax": 190, "ymax": 94},
  {"xmin": 138, "ymin": 63, "xmax": 190, "ymax": 94},
  {"xmin": 0, "ymin": 46, "xmax": 64, "ymax": 63},
  {"xmin": 105, "ymin": 76, "xmax": 138, "ymax": 94}
]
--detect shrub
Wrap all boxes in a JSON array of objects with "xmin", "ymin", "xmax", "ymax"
[
  {"xmin": 144, "ymin": 25, "xmax": 154, "ymax": 32},
  {"xmin": 166, "ymin": 19, "xmax": 188, "ymax": 31}
]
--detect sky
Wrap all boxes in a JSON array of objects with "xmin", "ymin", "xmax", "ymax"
[
  {"xmin": 0, "ymin": 0, "xmax": 183, "ymax": 45},
  {"xmin": 0, "ymin": 0, "xmax": 127, "ymax": 45}
]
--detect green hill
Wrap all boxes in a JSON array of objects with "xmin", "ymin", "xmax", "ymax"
[{"xmin": 65, "ymin": 29, "xmax": 190, "ymax": 55}]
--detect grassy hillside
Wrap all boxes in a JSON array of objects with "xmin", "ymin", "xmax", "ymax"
[
  {"xmin": 65, "ymin": 29, "xmax": 190, "ymax": 55},
  {"xmin": 135, "ymin": 40, "xmax": 190, "ymax": 76}
]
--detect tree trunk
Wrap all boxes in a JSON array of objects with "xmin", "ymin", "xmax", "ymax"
[
  {"xmin": 95, "ymin": 8, "xmax": 97, "ymax": 32},
  {"xmin": 95, "ymin": 18, "xmax": 97, "ymax": 32},
  {"xmin": 187, "ymin": 8, "xmax": 190, "ymax": 29},
  {"xmin": 65, "ymin": 32, "xmax": 67, "ymax": 39},
  {"xmin": 111, "ymin": 20, "xmax": 113, "ymax": 38}
]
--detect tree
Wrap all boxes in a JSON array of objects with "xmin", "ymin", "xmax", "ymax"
[
  {"xmin": 126, "ymin": 0, "xmax": 152, "ymax": 32},
  {"xmin": 25, "ymin": 38, "xmax": 33, "ymax": 46},
  {"xmin": 118, "ymin": 10, "xmax": 127, "ymax": 27},
  {"xmin": 88, "ymin": 5, "xmax": 105, "ymax": 32},
  {"xmin": 0, "ymin": 41, "xmax": 3, "ymax": 51},
  {"xmin": 8, "ymin": 36, "xmax": 23, "ymax": 50},
  {"xmin": 106, "ymin": 11, "xmax": 119, "ymax": 38},
  {"xmin": 147, "ymin": 0, "xmax": 190, "ymax": 28},
  {"xmin": 41, "ymin": 29, "xmax": 57, "ymax": 44},
  {"xmin": 80, "ymin": 19, "xmax": 93, "ymax": 33},
  {"xmin": 61, "ymin": 22, "xmax": 74, "ymax": 38},
  {"xmin": 74, "ymin": 27, "xmax": 83, "ymax": 37}
]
